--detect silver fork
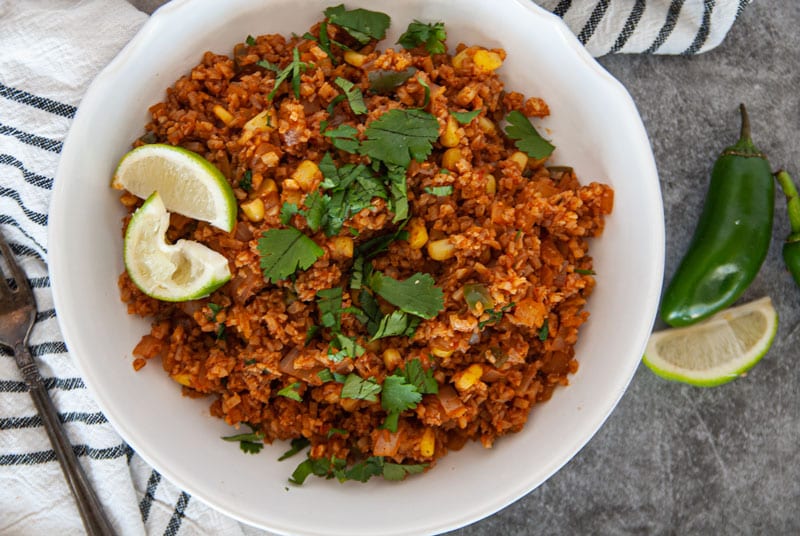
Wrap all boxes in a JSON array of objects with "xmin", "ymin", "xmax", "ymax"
[{"xmin": 0, "ymin": 231, "xmax": 117, "ymax": 535}]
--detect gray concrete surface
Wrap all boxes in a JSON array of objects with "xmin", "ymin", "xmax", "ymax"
[{"xmin": 131, "ymin": 1, "xmax": 800, "ymax": 534}]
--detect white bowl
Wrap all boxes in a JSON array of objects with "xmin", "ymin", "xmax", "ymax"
[{"xmin": 49, "ymin": 0, "xmax": 664, "ymax": 534}]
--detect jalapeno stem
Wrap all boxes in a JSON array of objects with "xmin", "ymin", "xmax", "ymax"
[{"xmin": 775, "ymin": 170, "xmax": 800, "ymax": 241}]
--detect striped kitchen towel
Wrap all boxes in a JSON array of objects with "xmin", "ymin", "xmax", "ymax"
[
  {"xmin": 0, "ymin": 0, "xmax": 752, "ymax": 535},
  {"xmin": 539, "ymin": 0, "xmax": 753, "ymax": 55}
]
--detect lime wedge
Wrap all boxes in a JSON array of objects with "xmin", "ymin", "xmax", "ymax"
[
  {"xmin": 112, "ymin": 143, "xmax": 237, "ymax": 232},
  {"xmin": 124, "ymin": 192, "xmax": 231, "ymax": 302},
  {"xmin": 643, "ymin": 297, "xmax": 778, "ymax": 387}
]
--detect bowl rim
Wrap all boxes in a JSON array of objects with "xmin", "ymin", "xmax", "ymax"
[{"xmin": 49, "ymin": 1, "xmax": 664, "ymax": 534}]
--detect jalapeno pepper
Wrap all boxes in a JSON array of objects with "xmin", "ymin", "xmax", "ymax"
[
  {"xmin": 660, "ymin": 104, "xmax": 774, "ymax": 327},
  {"xmin": 774, "ymin": 170, "xmax": 800, "ymax": 286}
]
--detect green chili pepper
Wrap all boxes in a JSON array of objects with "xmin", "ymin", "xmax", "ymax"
[
  {"xmin": 774, "ymin": 170, "xmax": 800, "ymax": 286},
  {"xmin": 660, "ymin": 104, "xmax": 774, "ymax": 327}
]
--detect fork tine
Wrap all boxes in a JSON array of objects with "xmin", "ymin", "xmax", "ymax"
[{"xmin": 0, "ymin": 230, "xmax": 32, "ymax": 299}]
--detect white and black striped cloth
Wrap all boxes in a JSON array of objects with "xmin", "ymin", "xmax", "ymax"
[{"xmin": 0, "ymin": 0, "xmax": 753, "ymax": 534}]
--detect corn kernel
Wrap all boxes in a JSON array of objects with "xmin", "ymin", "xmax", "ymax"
[
  {"xmin": 431, "ymin": 346, "xmax": 454, "ymax": 358},
  {"xmin": 382, "ymin": 348, "xmax": 402, "ymax": 370},
  {"xmin": 407, "ymin": 218, "xmax": 429, "ymax": 249},
  {"xmin": 451, "ymin": 48, "xmax": 471, "ymax": 69},
  {"xmin": 419, "ymin": 428, "xmax": 436, "ymax": 457},
  {"xmin": 473, "ymin": 50, "xmax": 503, "ymax": 72},
  {"xmin": 212, "ymin": 104, "xmax": 235, "ymax": 125},
  {"xmin": 440, "ymin": 115, "xmax": 460, "ymax": 148},
  {"xmin": 258, "ymin": 178, "xmax": 278, "ymax": 196},
  {"xmin": 477, "ymin": 116, "xmax": 496, "ymax": 134},
  {"xmin": 344, "ymin": 50, "xmax": 367, "ymax": 67},
  {"xmin": 427, "ymin": 238, "xmax": 455, "ymax": 261},
  {"xmin": 241, "ymin": 198, "xmax": 265, "ymax": 222},
  {"xmin": 242, "ymin": 108, "xmax": 276, "ymax": 132},
  {"xmin": 283, "ymin": 190, "xmax": 303, "ymax": 206},
  {"xmin": 291, "ymin": 160, "xmax": 322, "ymax": 191},
  {"xmin": 455, "ymin": 364, "xmax": 483, "ymax": 391},
  {"xmin": 331, "ymin": 236, "xmax": 354, "ymax": 259},
  {"xmin": 442, "ymin": 148, "xmax": 463, "ymax": 171},
  {"xmin": 485, "ymin": 174, "xmax": 497, "ymax": 195},
  {"xmin": 172, "ymin": 373, "xmax": 193, "ymax": 387},
  {"xmin": 509, "ymin": 151, "xmax": 528, "ymax": 171}
]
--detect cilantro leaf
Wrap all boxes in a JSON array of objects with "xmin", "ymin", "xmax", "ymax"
[
  {"xmin": 478, "ymin": 302, "xmax": 516, "ymax": 329},
  {"xmin": 538, "ymin": 317, "xmax": 549, "ymax": 341},
  {"xmin": 277, "ymin": 382, "xmax": 303, "ymax": 402},
  {"xmin": 323, "ymin": 124, "xmax": 360, "ymax": 153},
  {"xmin": 328, "ymin": 333, "xmax": 365, "ymax": 362},
  {"xmin": 245, "ymin": 35, "xmax": 257, "ymax": 46},
  {"xmin": 360, "ymin": 109, "xmax": 440, "ymax": 168},
  {"xmin": 239, "ymin": 170, "xmax": 253, "ymax": 191},
  {"xmin": 417, "ymin": 76, "xmax": 431, "ymax": 108},
  {"xmin": 504, "ymin": 110, "xmax": 555, "ymax": 159},
  {"xmin": 268, "ymin": 47, "xmax": 311, "ymax": 100},
  {"xmin": 380, "ymin": 374, "xmax": 422, "ymax": 432},
  {"xmin": 289, "ymin": 456, "xmax": 336, "ymax": 485},
  {"xmin": 278, "ymin": 437, "xmax": 311, "ymax": 461},
  {"xmin": 258, "ymin": 227, "xmax": 325, "ymax": 283},
  {"xmin": 368, "ymin": 271, "xmax": 444, "ymax": 319},
  {"xmin": 575, "ymin": 268, "xmax": 596, "ymax": 275},
  {"xmin": 371, "ymin": 310, "xmax": 421, "ymax": 340},
  {"xmin": 424, "ymin": 185, "xmax": 453, "ymax": 196},
  {"xmin": 344, "ymin": 456, "xmax": 384, "ymax": 482},
  {"xmin": 451, "ymin": 109, "xmax": 481, "ymax": 125},
  {"xmin": 221, "ymin": 424, "xmax": 265, "ymax": 455},
  {"xmin": 317, "ymin": 369, "xmax": 348, "ymax": 383},
  {"xmin": 280, "ymin": 202, "xmax": 300, "ymax": 225},
  {"xmin": 341, "ymin": 373, "xmax": 381, "ymax": 402},
  {"xmin": 303, "ymin": 191, "xmax": 328, "ymax": 231},
  {"xmin": 258, "ymin": 227, "xmax": 324, "ymax": 283},
  {"xmin": 402, "ymin": 358, "xmax": 438, "ymax": 394},
  {"xmin": 334, "ymin": 77, "xmax": 367, "ymax": 115},
  {"xmin": 383, "ymin": 461, "xmax": 427, "ymax": 481},
  {"xmin": 385, "ymin": 164, "xmax": 410, "ymax": 222},
  {"xmin": 324, "ymin": 4, "xmax": 391, "ymax": 45},
  {"xmin": 317, "ymin": 287, "xmax": 343, "ymax": 331},
  {"xmin": 354, "ymin": 228, "xmax": 408, "ymax": 260},
  {"xmin": 368, "ymin": 67, "xmax": 418, "ymax": 94},
  {"xmin": 397, "ymin": 20, "xmax": 447, "ymax": 54}
]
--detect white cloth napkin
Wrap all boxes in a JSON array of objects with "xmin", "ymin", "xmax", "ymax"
[{"xmin": 0, "ymin": 0, "xmax": 752, "ymax": 534}]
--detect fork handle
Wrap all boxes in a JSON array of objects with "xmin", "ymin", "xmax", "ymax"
[{"xmin": 16, "ymin": 344, "xmax": 118, "ymax": 536}]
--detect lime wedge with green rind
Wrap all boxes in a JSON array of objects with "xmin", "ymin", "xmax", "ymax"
[
  {"xmin": 112, "ymin": 143, "xmax": 237, "ymax": 232},
  {"xmin": 643, "ymin": 296, "xmax": 778, "ymax": 387},
  {"xmin": 124, "ymin": 192, "xmax": 231, "ymax": 302}
]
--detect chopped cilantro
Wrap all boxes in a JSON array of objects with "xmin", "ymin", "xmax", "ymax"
[
  {"xmin": 222, "ymin": 424, "xmax": 265, "ymax": 455},
  {"xmin": 267, "ymin": 47, "xmax": 311, "ymax": 100},
  {"xmin": 397, "ymin": 20, "xmax": 447, "ymax": 54},
  {"xmin": 354, "ymin": 227, "xmax": 408, "ymax": 260},
  {"xmin": 478, "ymin": 302, "xmax": 516, "ymax": 329},
  {"xmin": 317, "ymin": 369, "xmax": 348, "ymax": 383},
  {"xmin": 401, "ymin": 358, "xmax": 438, "ymax": 395},
  {"xmin": 451, "ymin": 109, "xmax": 481, "ymax": 125},
  {"xmin": 278, "ymin": 437, "xmax": 311, "ymax": 461},
  {"xmin": 239, "ymin": 170, "xmax": 253, "ymax": 191},
  {"xmin": 575, "ymin": 268, "xmax": 596, "ymax": 275},
  {"xmin": 245, "ymin": 35, "xmax": 257, "ymax": 46},
  {"xmin": 256, "ymin": 59, "xmax": 280, "ymax": 72},
  {"xmin": 380, "ymin": 374, "xmax": 422, "ymax": 432},
  {"xmin": 323, "ymin": 124, "xmax": 360, "ymax": 153},
  {"xmin": 360, "ymin": 109, "xmax": 440, "ymax": 168},
  {"xmin": 371, "ymin": 310, "xmax": 421, "ymax": 340},
  {"xmin": 305, "ymin": 324, "xmax": 320, "ymax": 344},
  {"xmin": 504, "ymin": 110, "xmax": 555, "ymax": 159},
  {"xmin": 368, "ymin": 271, "xmax": 444, "ymax": 319},
  {"xmin": 289, "ymin": 455, "xmax": 339, "ymax": 485},
  {"xmin": 340, "ymin": 373, "xmax": 381, "ymax": 402},
  {"xmin": 279, "ymin": 202, "xmax": 300, "ymax": 225},
  {"xmin": 344, "ymin": 457, "xmax": 385, "ymax": 482},
  {"xmin": 302, "ymin": 191, "xmax": 329, "ymax": 231},
  {"xmin": 324, "ymin": 4, "xmax": 391, "ymax": 45},
  {"xmin": 207, "ymin": 302, "xmax": 222, "ymax": 320},
  {"xmin": 258, "ymin": 227, "xmax": 324, "ymax": 283},
  {"xmin": 368, "ymin": 67, "xmax": 417, "ymax": 94},
  {"xmin": 327, "ymin": 427, "xmax": 348, "ymax": 438},
  {"xmin": 424, "ymin": 185, "xmax": 453, "ymax": 196},
  {"xmin": 277, "ymin": 382, "xmax": 303, "ymax": 402},
  {"xmin": 334, "ymin": 77, "xmax": 367, "ymax": 115},
  {"xmin": 417, "ymin": 76, "xmax": 431, "ymax": 108},
  {"xmin": 538, "ymin": 317, "xmax": 549, "ymax": 341},
  {"xmin": 385, "ymin": 164, "xmax": 410, "ymax": 222},
  {"xmin": 317, "ymin": 287, "xmax": 343, "ymax": 331},
  {"xmin": 328, "ymin": 333, "xmax": 365, "ymax": 362},
  {"xmin": 383, "ymin": 461, "xmax": 427, "ymax": 481}
]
